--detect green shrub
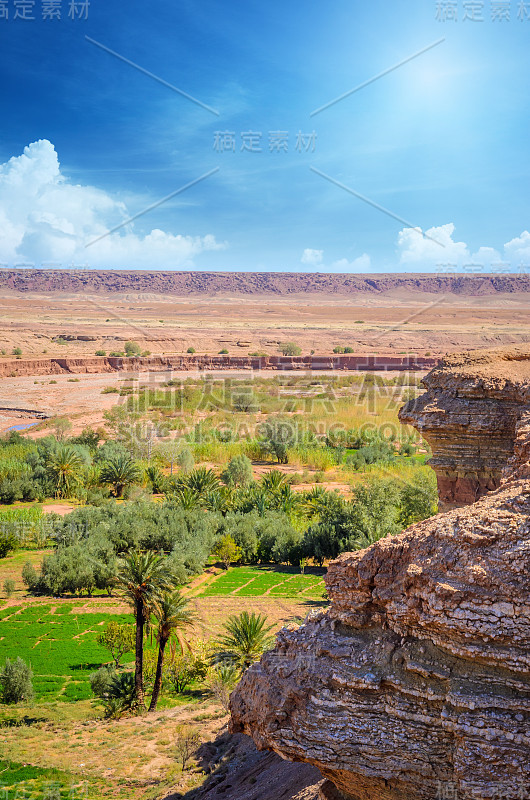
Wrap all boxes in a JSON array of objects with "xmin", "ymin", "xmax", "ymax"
[
  {"xmin": 289, "ymin": 473, "xmax": 304, "ymax": 485},
  {"xmin": 124, "ymin": 341, "xmax": 141, "ymax": 357},
  {"xmin": 302, "ymin": 478, "xmax": 402, "ymax": 564},
  {"xmin": 40, "ymin": 536, "xmax": 116, "ymax": 597},
  {"xmin": 11, "ymin": 347, "xmax": 22, "ymax": 356},
  {"xmin": 344, "ymin": 441, "xmax": 396, "ymax": 470},
  {"xmin": 3, "ymin": 578, "xmax": 15, "ymax": 597},
  {"xmin": 35, "ymin": 502, "xmax": 218, "ymax": 596},
  {"xmin": 257, "ymin": 523, "xmax": 302, "ymax": 565},
  {"xmin": 176, "ymin": 448, "xmax": 195, "ymax": 473},
  {"xmin": 0, "ymin": 480, "xmax": 23, "ymax": 505},
  {"xmin": 90, "ymin": 667, "xmax": 136, "ymax": 718},
  {"xmin": 221, "ymin": 455, "xmax": 253, "ymax": 487},
  {"xmin": 398, "ymin": 473, "xmax": 438, "ymax": 527},
  {"xmin": 278, "ymin": 342, "xmax": 301, "ymax": 356},
  {"xmin": 96, "ymin": 621, "xmax": 135, "ymax": 667},
  {"xmin": 89, "ymin": 665, "xmax": 116, "ymax": 698},
  {"xmin": 212, "ymin": 534, "xmax": 242, "ymax": 569},
  {"xmin": 187, "ymin": 347, "xmax": 196, "ymax": 354},
  {"xmin": 0, "ymin": 531, "xmax": 17, "ymax": 557},
  {"xmin": 95, "ymin": 350, "xmax": 106, "ymax": 356},
  {"xmin": 0, "ymin": 657, "xmax": 34, "ymax": 704},
  {"xmin": 166, "ymin": 643, "xmax": 209, "ymax": 694},
  {"xmin": 21, "ymin": 561, "xmax": 39, "ymax": 591}
]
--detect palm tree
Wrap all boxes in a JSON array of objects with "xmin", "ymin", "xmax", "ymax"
[
  {"xmin": 213, "ymin": 611, "xmax": 275, "ymax": 673},
  {"xmin": 101, "ymin": 454, "xmax": 141, "ymax": 498},
  {"xmin": 301, "ymin": 486, "xmax": 342, "ymax": 518},
  {"xmin": 145, "ymin": 464, "xmax": 166, "ymax": 494},
  {"xmin": 184, "ymin": 467, "xmax": 221, "ymax": 497},
  {"xmin": 102, "ymin": 671, "xmax": 137, "ymax": 719},
  {"xmin": 203, "ymin": 486, "xmax": 232, "ymax": 513},
  {"xmin": 260, "ymin": 470, "xmax": 290, "ymax": 493},
  {"xmin": 84, "ymin": 463, "xmax": 102, "ymax": 491},
  {"xmin": 274, "ymin": 484, "xmax": 299, "ymax": 515},
  {"xmin": 114, "ymin": 552, "xmax": 175, "ymax": 710},
  {"xmin": 148, "ymin": 590, "xmax": 195, "ymax": 712},
  {"xmin": 169, "ymin": 485, "xmax": 202, "ymax": 510},
  {"xmin": 47, "ymin": 444, "xmax": 84, "ymax": 498}
]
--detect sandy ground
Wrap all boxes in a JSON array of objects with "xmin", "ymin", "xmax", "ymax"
[
  {"xmin": 0, "ymin": 286, "xmax": 528, "ymax": 432},
  {"xmin": 0, "ymin": 370, "xmax": 131, "ymax": 432},
  {"xmin": 0, "ymin": 289, "xmax": 529, "ymax": 360},
  {"xmin": 0, "ymin": 368, "xmax": 424, "ymax": 434}
]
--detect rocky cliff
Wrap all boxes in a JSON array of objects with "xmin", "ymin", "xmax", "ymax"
[
  {"xmin": 230, "ymin": 346, "xmax": 530, "ymax": 800},
  {"xmin": 1, "ymin": 268, "xmax": 530, "ymax": 296},
  {"xmin": 0, "ymin": 353, "xmax": 438, "ymax": 379},
  {"xmin": 399, "ymin": 345, "xmax": 530, "ymax": 508}
]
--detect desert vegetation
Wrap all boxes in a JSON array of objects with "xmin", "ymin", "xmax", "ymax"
[{"xmin": 0, "ymin": 370, "xmax": 437, "ymax": 797}]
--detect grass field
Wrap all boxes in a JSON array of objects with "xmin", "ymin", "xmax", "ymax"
[
  {"xmin": 0, "ymin": 550, "xmax": 328, "ymax": 798},
  {"xmin": 0, "ymin": 583, "xmax": 321, "ymax": 799},
  {"xmin": 198, "ymin": 565, "xmax": 326, "ymax": 599},
  {"xmin": 0, "ymin": 760, "xmax": 99, "ymax": 799},
  {"xmin": 0, "ymin": 558, "xmax": 327, "ymax": 705},
  {"xmin": 0, "ymin": 603, "xmax": 132, "ymax": 702}
]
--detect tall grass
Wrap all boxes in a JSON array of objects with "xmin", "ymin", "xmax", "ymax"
[
  {"xmin": 0, "ymin": 459, "xmax": 32, "ymax": 481},
  {"xmin": 137, "ymin": 373, "xmax": 425, "ymax": 470},
  {"xmin": 0, "ymin": 504, "xmax": 47, "ymax": 547}
]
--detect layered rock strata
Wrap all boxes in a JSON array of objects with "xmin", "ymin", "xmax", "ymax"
[
  {"xmin": 230, "ymin": 346, "xmax": 530, "ymax": 800},
  {"xmin": 0, "ymin": 353, "xmax": 438, "ymax": 379},
  {"xmin": 231, "ymin": 479, "xmax": 530, "ymax": 800},
  {"xmin": 400, "ymin": 346, "xmax": 530, "ymax": 508}
]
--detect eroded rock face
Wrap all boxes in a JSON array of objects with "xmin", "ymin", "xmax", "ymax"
[
  {"xmin": 0, "ymin": 353, "xmax": 437, "ymax": 379},
  {"xmin": 230, "ymin": 346, "xmax": 530, "ymax": 800},
  {"xmin": 231, "ymin": 479, "xmax": 530, "ymax": 800},
  {"xmin": 400, "ymin": 345, "xmax": 530, "ymax": 508},
  {"xmin": 1, "ymin": 269, "xmax": 529, "ymax": 296}
]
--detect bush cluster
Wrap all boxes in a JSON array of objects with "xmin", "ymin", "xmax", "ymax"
[{"xmin": 25, "ymin": 502, "xmax": 218, "ymax": 596}]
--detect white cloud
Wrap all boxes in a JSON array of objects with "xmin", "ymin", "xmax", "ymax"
[
  {"xmin": 397, "ymin": 223, "xmax": 469, "ymax": 266},
  {"xmin": 301, "ymin": 248, "xmax": 324, "ymax": 267},
  {"xmin": 504, "ymin": 231, "xmax": 530, "ymax": 265},
  {"xmin": 301, "ymin": 249, "xmax": 371, "ymax": 272},
  {"xmin": 0, "ymin": 140, "xmax": 226, "ymax": 268},
  {"xmin": 396, "ymin": 223, "xmax": 515, "ymax": 271},
  {"xmin": 331, "ymin": 254, "xmax": 371, "ymax": 272}
]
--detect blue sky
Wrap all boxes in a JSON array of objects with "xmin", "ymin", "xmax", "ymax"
[{"xmin": 1, "ymin": 0, "xmax": 529, "ymax": 271}]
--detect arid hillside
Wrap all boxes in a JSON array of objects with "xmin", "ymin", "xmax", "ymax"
[
  {"xmin": 0, "ymin": 270, "xmax": 529, "ymax": 361},
  {"xmin": 1, "ymin": 269, "xmax": 530, "ymax": 296}
]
